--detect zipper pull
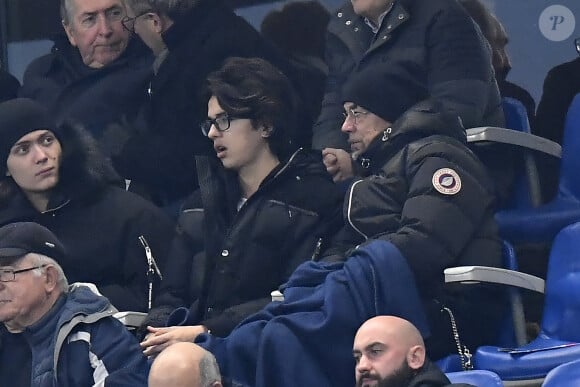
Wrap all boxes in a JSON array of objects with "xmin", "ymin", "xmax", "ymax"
[
  {"xmin": 382, "ymin": 127, "xmax": 392, "ymax": 142},
  {"xmin": 311, "ymin": 237, "xmax": 323, "ymax": 260}
]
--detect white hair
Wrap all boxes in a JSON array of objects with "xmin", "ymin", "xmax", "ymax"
[{"xmin": 30, "ymin": 253, "xmax": 69, "ymax": 292}]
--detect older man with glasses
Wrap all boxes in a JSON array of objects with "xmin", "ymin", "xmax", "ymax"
[
  {"xmin": 0, "ymin": 222, "xmax": 150, "ymax": 387},
  {"xmin": 18, "ymin": 0, "xmax": 153, "ymax": 157}
]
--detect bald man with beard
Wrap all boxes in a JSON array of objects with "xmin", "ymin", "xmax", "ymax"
[{"xmin": 353, "ymin": 316, "xmax": 473, "ymax": 387}]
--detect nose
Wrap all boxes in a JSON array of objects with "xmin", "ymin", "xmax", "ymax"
[
  {"xmin": 356, "ymin": 355, "xmax": 371, "ymax": 375},
  {"xmin": 341, "ymin": 117, "xmax": 355, "ymax": 133},
  {"xmin": 31, "ymin": 144, "xmax": 49, "ymax": 164},
  {"xmin": 503, "ymin": 51, "xmax": 512, "ymax": 70},
  {"xmin": 96, "ymin": 13, "xmax": 113, "ymax": 36},
  {"xmin": 207, "ymin": 123, "xmax": 220, "ymax": 139}
]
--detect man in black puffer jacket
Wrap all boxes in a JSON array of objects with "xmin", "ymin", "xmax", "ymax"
[{"xmin": 324, "ymin": 66, "xmax": 505, "ymax": 361}]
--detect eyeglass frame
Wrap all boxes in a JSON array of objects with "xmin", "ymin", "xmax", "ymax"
[
  {"xmin": 342, "ymin": 108, "xmax": 370, "ymax": 125},
  {"xmin": 200, "ymin": 113, "xmax": 252, "ymax": 137},
  {"xmin": 0, "ymin": 264, "xmax": 48, "ymax": 282},
  {"xmin": 121, "ymin": 10, "xmax": 151, "ymax": 33}
]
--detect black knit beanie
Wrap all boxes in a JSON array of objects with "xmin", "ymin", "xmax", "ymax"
[
  {"xmin": 0, "ymin": 98, "xmax": 58, "ymax": 176},
  {"xmin": 342, "ymin": 68, "xmax": 428, "ymax": 123}
]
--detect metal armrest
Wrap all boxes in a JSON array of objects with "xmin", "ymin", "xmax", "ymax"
[
  {"xmin": 114, "ymin": 311, "xmax": 147, "ymax": 328},
  {"xmin": 444, "ymin": 266, "xmax": 545, "ymax": 293},
  {"xmin": 466, "ymin": 127, "xmax": 562, "ymax": 159}
]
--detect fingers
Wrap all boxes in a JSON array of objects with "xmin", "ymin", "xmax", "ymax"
[
  {"xmin": 140, "ymin": 334, "xmax": 165, "ymax": 349},
  {"xmin": 140, "ymin": 328, "xmax": 173, "ymax": 349},
  {"xmin": 143, "ymin": 341, "xmax": 172, "ymax": 357},
  {"xmin": 323, "ymin": 152, "xmax": 338, "ymax": 166},
  {"xmin": 147, "ymin": 326, "xmax": 171, "ymax": 334}
]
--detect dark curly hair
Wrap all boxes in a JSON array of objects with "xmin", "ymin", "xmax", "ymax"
[{"xmin": 206, "ymin": 57, "xmax": 298, "ymax": 161}]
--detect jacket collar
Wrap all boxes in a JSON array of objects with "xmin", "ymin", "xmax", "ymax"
[
  {"xmin": 329, "ymin": 0, "xmax": 411, "ymax": 60},
  {"xmin": 366, "ymin": 0, "xmax": 410, "ymax": 56},
  {"xmin": 356, "ymin": 101, "xmax": 467, "ymax": 172}
]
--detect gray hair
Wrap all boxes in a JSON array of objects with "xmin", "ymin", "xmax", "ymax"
[
  {"xmin": 30, "ymin": 253, "xmax": 69, "ymax": 292},
  {"xmin": 124, "ymin": 0, "xmax": 201, "ymax": 20},
  {"xmin": 199, "ymin": 351, "xmax": 221, "ymax": 387},
  {"xmin": 60, "ymin": 0, "xmax": 73, "ymax": 25}
]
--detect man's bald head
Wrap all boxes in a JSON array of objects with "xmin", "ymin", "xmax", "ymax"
[
  {"xmin": 353, "ymin": 316, "xmax": 426, "ymax": 387},
  {"xmin": 359, "ymin": 316, "xmax": 424, "ymax": 348},
  {"xmin": 148, "ymin": 342, "xmax": 222, "ymax": 387}
]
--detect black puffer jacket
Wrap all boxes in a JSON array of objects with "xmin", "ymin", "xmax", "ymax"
[
  {"xmin": 327, "ymin": 101, "xmax": 504, "ymax": 358},
  {"xmin": 313, "ymin": 0, "xmax": 504, "ymax": 149},
  {"xmin": 0, "ymin": 123, "xmax": 174, "ymax": 312},
  {"xmin": 146, "ymin": 149, "xmax": 344, "ymax": 336}
]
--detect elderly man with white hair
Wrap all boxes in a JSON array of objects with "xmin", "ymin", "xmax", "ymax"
[{"xmin": 0, "ymin": 222, "xmax": 149, "ymax": 387}]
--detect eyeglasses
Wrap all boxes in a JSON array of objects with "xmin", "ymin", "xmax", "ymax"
[
  {"xmin": 0, "ymin": 265, "xmax": 47, "ymax": 282},
  {"xmin": 200, "ymin": 114, "xmax": 250, "ymax": 137},
  {"xmin": 121, "ymin": 10, "xmax": 151, "ymax": 33},
  {"xmin": 575, "ymin": 38, "xmax": 580, "ymax": 55},
  {"xmin": 342, "ymin": 109, "xmax": 369, "ymax": 124}
]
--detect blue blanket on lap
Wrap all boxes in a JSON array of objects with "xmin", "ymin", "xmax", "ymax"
[{"xmin": 195, "ymin": 240, "xmax": 430, "ymax": 387}]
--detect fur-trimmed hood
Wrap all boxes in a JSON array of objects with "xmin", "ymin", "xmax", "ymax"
[{"xmin": 0, "ymin": 121, "xmax": 120, "ymax": 214}]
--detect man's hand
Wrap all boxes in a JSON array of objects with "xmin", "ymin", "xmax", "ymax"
[
  {"xmin": 322, "ymin": 148, "xmax": 354, "ymax": 182},
  {"xmin": 140, "ymin": 325, "xmax": 208, "ymax": 358}
]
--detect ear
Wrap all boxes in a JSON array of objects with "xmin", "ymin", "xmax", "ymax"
[
  {"xmin": 211, "ymin": 382, "xmax": 223, "ymax": 387},
  {"xmin": 260, "ymin": 125, "xmax": 274, "ymax": 138},
  {"xmin": 62, "ymin": 21, "xmax": 77, "ymax": 47},
  {"xmin": 150, "ymin": 13, "xmax": 165, "ymax": 34},
  {"xmin": 43, "ymin": 265, "xmax": 60, "ymax": 293},
  {"xmin": 407, "ymin": 345, "xmax": 425, "ymax": 370}
]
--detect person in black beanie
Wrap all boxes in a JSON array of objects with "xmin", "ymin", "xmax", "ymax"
[
  {"xmin": 0, "ymin": 98, "xmax": 175, "ymax": 313},
  {"xmin": 322, "ymin": 67, "xmax": 505, "ymax": 361}
]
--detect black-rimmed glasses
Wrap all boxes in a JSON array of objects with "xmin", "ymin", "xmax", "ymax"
[
  {"xmin": 342, "ymin": 109, "xmax": 369, "ymax": 124},
  {"xmin": 200, "ymin": 114, "xmax": 250, "ymax": 137},
  {"xmin": 0, "ymin": 265, "xmax": 47, "ymax": 282},
  {"xmin": 121, "ymin": 10, "xmax": 151, "ymax": 33}
]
